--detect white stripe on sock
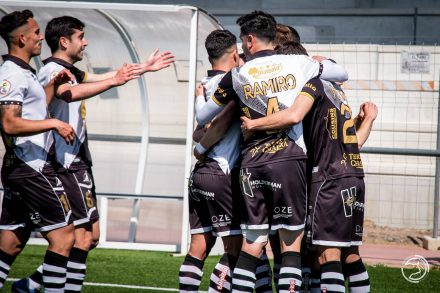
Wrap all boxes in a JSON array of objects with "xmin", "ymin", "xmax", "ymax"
[
  {"xmin": 349, "ymin": 285, "xmax": 371, "ymax": 293},
  {"xmin": 180, "ymin": 265, "xmax": 203, "ymax": 277},
  {"xmin": 179, "ymin": 276, "xmax": 201, "ymax": 285},
  {"xmin": 67, "ymin": 261, "xmax": 86, "ymax": 270},
  {"xmin": 44, "ymin": 264, "xmax": 67, "ymax": 274},
  {"xmin": 321, "ymin": 272, "xmax": 344, "ymax": 280},
  {"xmin": 321, "ymin": 284, "xmax": 346, "ymax": 292},
  {"xmin": 233, "ymin": 268, "xmax": 255, "ymax": 279},
  {"xmin": 349, "ymin": 271, "xmax": 369, "ymax": 282},
  {"xmin": 279, "ymin": 267, "xmax": 302, "ymax": 276}
]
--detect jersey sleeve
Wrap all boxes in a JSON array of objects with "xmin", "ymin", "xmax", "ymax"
[
  {"xmin": 0, "ymin": 71, "xmax": 27, "ymax": 105},
  {"xmin": 211, "ymin": 71, "xmax": 236, "ymax": 106},
  {"xmin": 38, "ymin": 63, "xmax": 63, "ymax": 87},
  {"xmin": 297, "ymin": 55, "xmax": 322, "ymax": 82},
  {"xmin": 299, "ymin": 78, "xmax": 324, "ymax": 104}
]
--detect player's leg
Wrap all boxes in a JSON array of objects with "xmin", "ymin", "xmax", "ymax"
[
  {"xmin": 271, "ymin": 160, "xmax": 307, "ymax": 293},
  {"xmin": 255, "ymin": 247, "xmax": 273, "ymax": 293},
  {"xmin": 88, "ymin": 167, "xmax": 100, "ymax": 250},
  {"xmin": 316, "ymin": 246, "xmax": 345, "ymax": 293},
  {"xmin": 269, "ymin": 231, "xmax": 282, "ymax": 292},
  {"xmin": 342, "ymin": 246, "xmax": 370, "ymax": 293},
  {"xmin": 231, "ymin": 166, "xmax": 269, "ymax": 292},
  {"xmin": 207, "ymin": 168, "xmax": 242, "ymax": 292}
]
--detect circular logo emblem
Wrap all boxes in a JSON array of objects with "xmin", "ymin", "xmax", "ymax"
[{"xmin": 401, "ymin": 255, "xmax": 429, "ymax": 283}]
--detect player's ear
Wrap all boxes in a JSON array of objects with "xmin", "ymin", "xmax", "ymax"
[
  {"xmin": 17, "ymin": 33, "xmax": 26, "ymax": 48},
  {"xmin": 59, "ymin": 36, "xmax": 69, "ymax": 50}
]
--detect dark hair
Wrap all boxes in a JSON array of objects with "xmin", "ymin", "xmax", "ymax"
[
  {"xmin": 205, "ymin": 30, "xmax": 237, "ymax": 63},
  {"xmin": 276, "ymin": 41, "xmax": 308, "ymax": 56},
  {"xmin": 274, "ymin": 24, "xmax": 301, "ymax": 48},
  {"xmin": 0, "ymin": 10, "xmax": 34, "ymax": 46},
  {"xmin": 45, "ymin": 16, "xmax": 85, "ymax": 53},
  {"xmin": 236, "ymin": 11, "xmax": 276, "ymax": 43}
]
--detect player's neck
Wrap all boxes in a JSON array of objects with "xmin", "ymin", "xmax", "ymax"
[
  {"xmin": 250, "ymin": 42, "xmax": 274, "ymax": 57},
  {"xmin": 212, "ymin": 63, "xmax": 232, "ymax": 72},
  {"xmin": 8, "ymin": 48, "xmax": 32, "ymax": 64},
  {"xmin": 52, "ymin": 51, "xmax": 74, "ymax": 65}
]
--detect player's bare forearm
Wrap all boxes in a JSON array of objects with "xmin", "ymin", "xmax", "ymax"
[
  {"xmin": 44, "ymin": 78, "xmax": 56, "ymax": 104},
  {"xmin": 192, "ymin": 125, "xmax": 207, "ymax": 143},
  {"xmin": 356, "ymin": 116, "xmax": 375, "ymax": 148},
  {"xmin": 56, "ymin": 78, "xmax": 117, "ymax": 102},
  {"xmin": 0, "ymin": 104, "xmax": 56, "ymax": 136},
  {"xmin": 199, "ymin": 101, "xmax": 237, "ymax": 149},
  {"xmin": 84, "ymin": 70, "xmax": 117, "ymax": 82},
  {"xmin": 355, "ymin": 101, "xmax": 378, "ymax": 148},
  {"xmin": 241, "ymin": 95, "xmax": 313, "ymax": 131}
]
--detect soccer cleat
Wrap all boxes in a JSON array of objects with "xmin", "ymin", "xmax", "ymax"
[{"xmin": 11, "ymin": 278, "xmax": 40, "ymax": 293}]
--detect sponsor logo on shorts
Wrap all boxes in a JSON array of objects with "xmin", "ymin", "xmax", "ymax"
[
  {"xmin": 240, "ymin": 168, "xmax": 254, "ymax": 198},
  {"xmin": 192, "ymin": 188, "xmax": 215, "ymax": 200},
  {"xmin": 341, "ymin": 186, "xmax": 364, "ymax": 217},
  {"xmin": 355, "ymin": 224, "xmax": 363, "ymax": 237},
  {"xmin": 211, "ymin": 214, "xmax": 231, "ymax": 228},
  {"xmin": 273, "ymin": 206, "xmax": 293, "ymax": 219},
  {"xmin": 30, "ymin": 212, "xmax": 41, "ymax": 224},
  {"xmin": 250, "ymin": 179, "xmax": 282, "ymax": 191}
]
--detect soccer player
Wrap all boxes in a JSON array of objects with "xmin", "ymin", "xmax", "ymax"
[
  {"xmin": 179, "ymin": 29, "xmax": 244, "ymax": 293},
  {"xmin": 0, "ymin": 10, "xmax": 77, "ymax": 292},
  {"xmin": 12, "ymin": 15, "xmax": 174, "ymax": 293},
  {"xmin": 194, "ymin": 11, "xmax": 349, "ymax": 292},
  {"xmin": 240, "ymin": 59, "xmax": 377, "ymax": 292}
]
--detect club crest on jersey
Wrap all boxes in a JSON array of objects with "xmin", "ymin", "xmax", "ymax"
[
  {"xmin": 248, "ymin": 63, "xmax": 283, "ymax": 79},
  {"xmin": 56, "ymin": 177, "xmax": 63, "ymax": 187},
  {"xmin": 0, "ymin": 80, "xmax": 11, "ymax": 95},
  {"xmin": 83, "ymin": 172, "xmax": 91, "ymax": 184},
  {"xmin": 50, "ymin": 71, "xmax": 59, "ymax": 80}
]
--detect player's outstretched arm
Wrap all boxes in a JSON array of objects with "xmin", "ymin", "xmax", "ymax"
[
  {"xmin": 0, "ymin": 104, "xmax": 75, "ymax": 143},
  {"xmin": 355, "ymin": 101, "xmax": 378, "ymax": 148},
  {"xmin": 241, "ymin": 94, "xmax": 314, "ymax": 131},
  {"xmin": 55, "ymin": 64, "xmax": 139, "ymax": 103}
]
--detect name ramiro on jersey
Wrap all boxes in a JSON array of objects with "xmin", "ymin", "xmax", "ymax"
[{"xmin": 242, "ymin": 73, "xmax": 297, "ymax": 100}]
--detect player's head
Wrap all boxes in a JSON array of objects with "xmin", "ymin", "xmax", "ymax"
[
  {"xmin": 236, "ymin": 11, "xmax": 277, "ymax": 57},
  {"xmin": 0, "ymin": 10, "xmax": 43, "ymax": 57},
  {"xmin": 45, "ymin": 16, "xmax": 87, "ymax": 62},
  {"xmin": 274, "ymin": 24, "xmax": 301, "ymax": 49},
  {"xmin": 205, "ymin": 30, "xmax": 239, "ymax": 67},
  {"xmin": 276, "ymin": 41, "xmax": 308, "ymax": 56}
]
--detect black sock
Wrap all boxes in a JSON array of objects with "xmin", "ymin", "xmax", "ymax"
[
  {"xmin": 344, "ymin": 258, "xmax": 370, "ymax": 293},
  {"xmin": 209, "ymin": 253, "xmax": 238, "ymax": 292},
  {"xmin": 320, "ymin": 261, "xmax": 345, "ymax": 293},
  {"xmin": 278, "ymin": 251, "xmax": 302, "ymax": 293},
  {"xmin": 0, "ymin": 249, "xmax": 16, "ymax": 289},
  {"xmin": 179, "ymin": 254, "xmax": 204, "ymax": 292},
  {"xmin": 231, "ymin": 251, "xmax": 259, "ymax": 292},
  {"xmin": 43, "ymin": 250, "xmax": 68, "ymax": 293},
  {"xmin": 65, "ymin": 247, "xmax": 88, "ymax": 293}
]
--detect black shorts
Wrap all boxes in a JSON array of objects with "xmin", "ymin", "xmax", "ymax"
[
  {"xmin": 307, "ymin": 176, "xmax": 365, "ymax": 247},
  {"xmin": 58, "ymin": 168, "xmax": 98, "ymax": 226},
  {"xmin": 239, "ymin": 159, "xmax": 307, "ymax": 232},
  {"xmin": 0, "ymin": 171, "xmax": 72, "ymax": 232},
  {"xmin": 188, "ymin": 163, "xmax": 241, "ymax": 237}
]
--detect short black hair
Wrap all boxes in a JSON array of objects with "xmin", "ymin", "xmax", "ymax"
[
  {"xmin": 236, "ymin": 11, "xmax": 276, "ymax": 43},
  {"xmin": 205, "ymin": 30, "xmax": 237, "ymax": 63},
  {"xmin": 45, "ymin": 16, "xmax": 85, "ymax": 53},
  {"xmin": 0, "ymin": 10, "xmax": 34, "ymax": 46},
  {"xmin": 276, "ymin": 41, "xmax": 308, "ymax": 56}
]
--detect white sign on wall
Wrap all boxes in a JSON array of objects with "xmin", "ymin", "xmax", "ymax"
[{"xmin": 401, "ymin": 51, "xmax": 430, "ymax": 74}]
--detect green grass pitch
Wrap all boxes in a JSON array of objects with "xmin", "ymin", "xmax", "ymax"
[{"xmin": 2, "ymin": 245, "xmax": 439, "ymax": 292}]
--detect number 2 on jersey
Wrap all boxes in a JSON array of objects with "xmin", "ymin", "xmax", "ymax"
[{"xmin": 340, "ymin": 104, "xmax": 358, "ymax": 144}]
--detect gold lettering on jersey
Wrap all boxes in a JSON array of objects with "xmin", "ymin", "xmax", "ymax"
[
  {"xmin": 250, "ymin": 145, "xmax": 261, "ymax": 158},
  {"xmin": 248, "ymin": 63, "xmax": 283, "ymax": 79},
  {"xmin": 304, "ymin": 82, "xmax": 316, "ymax": 92},
  {"xmin": 328, "ymin": 108, "xmax": 338, "ymax": 139},
  {"xmin": 242, "ymin": 107, "xmax": 251, "ymax": 118},
  {"xmin": 242, "ymin": 74, "xmax": 296, "ymax": 100},
  {"xmin": 349, "ymin": 153, "xmax": 363, "ymax": 169},
  {"xmin": 217, "ymin": 86, "xmax": 227, "ymax": 98},
  {"xmin": 262, "ymin": 137, "xmax": 288, "ymax": 154}
]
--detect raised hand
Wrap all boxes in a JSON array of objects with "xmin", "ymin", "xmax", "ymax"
[
  {"xmin": 195, "ymin": 83, "xmax": 205, "ymax": 97},
  {"xmin": 143, "ymin": 48, "xmax": 175, "ymax": 72},
  {"xmin": 54, "ymin": 69, "xmax": 74, "ymax": 87},
  {"xmin": 361, "ymin": 101, "xmax": 378, "ymax": 121}
]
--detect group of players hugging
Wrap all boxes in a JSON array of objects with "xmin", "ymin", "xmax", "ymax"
[
  {"xmin": 0, "ymin": 6, "xmax": 377, "ymax": 293},
  {"xmin": 179, "ymin": 10, "xmax": 377, "ymax": 293}
]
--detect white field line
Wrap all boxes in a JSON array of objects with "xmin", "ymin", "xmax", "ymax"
[{"xmin": 7, "ymin": 278, "xmax": 207, "ymax": 292}]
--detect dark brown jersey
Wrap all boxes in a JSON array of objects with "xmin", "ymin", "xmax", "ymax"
[{"xmin": 302, "ymin": 78, "xmax": 364, "ymax": 182}]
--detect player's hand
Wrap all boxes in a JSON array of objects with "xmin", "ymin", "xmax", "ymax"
[
  {"xmin": 312, "ymin": 55, "xmax": 327, "ymax": 62},
  {"xmin": 195, "ymin": 83, "xmax": 205, "ymax": 97},
  {"xmin": 240, "ymin": 116, "xmax": 255, "ymax": 141},
  {"xmin": 361, "ymin": 102, "xmax": 378, "ymax": 121},
  {"xmin": 54, "ymin": 69, "xmax": 74, "ymax": 87},
  {"xmin": 143, "ymin": 48, "xmax": 175, "ymax": 72},
  {"xmin": 52, "ymin": 119, "xmax": 76, "ymax": 144},
  {"xmin": 113, "ymin": 63, "xmax": 140, "ymax": 86},
  {"xmin": 193, "ymin": 146, "xmax": 206, "ymax": 162}
]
